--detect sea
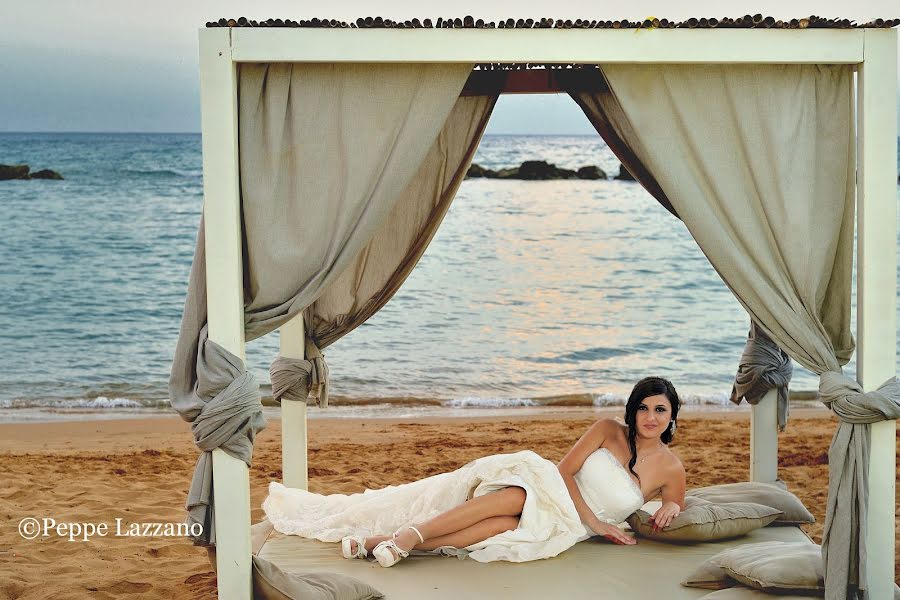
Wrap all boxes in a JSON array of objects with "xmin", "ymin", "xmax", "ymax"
[{"xmin": 1, "ymin": 132, "xmax": 898, "ymax": 422}]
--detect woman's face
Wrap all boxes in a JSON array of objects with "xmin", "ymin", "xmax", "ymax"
[{"xmin": 635, "ymin": 394, "xmax": 672, "ymax": 440}]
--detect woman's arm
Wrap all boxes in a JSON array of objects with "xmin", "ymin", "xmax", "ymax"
[
  {"xmin": 650, "ymin": 459, "xmax": 686, "ymax": 532},
  {"xmin": 557, "ymin": 419, "xmax": 635, "ymax": 545}
]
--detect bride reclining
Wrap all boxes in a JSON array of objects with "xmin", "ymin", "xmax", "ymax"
[{"xmin": 262, "ymin": 376, "xmax": 686, "ymax": 567}]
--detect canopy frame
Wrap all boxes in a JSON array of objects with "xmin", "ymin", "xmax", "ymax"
[{"xmin": 196, "ymin": 26, "xmax": 897, "ymax": 600}]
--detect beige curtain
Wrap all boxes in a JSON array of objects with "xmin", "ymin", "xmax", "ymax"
[
  {"xmin": 577, "ymin": 63, "xmax": 900, "ymax": 600},
  {"xmin": 269, "ymin": 93, "xmax": 498, "ymax": 406},
  {"xmin": 169, "ymin": 62, "xmax": 474, "ymax": 545},
  {"xmin": 564, "ymin": 69, "xmax": 676, "ymax": 217},
  {"xmin": 568, "ymin": 68, "xmax": 794, "ymax": 431},
  {"xmin": 239, "ymin": 62, "xmax": 476, "ymax": 339},
  {"xmin": 576, "ymin": 64, "xmax": 856, "ymax": 372},
  {"xmin": 307, "ymin": 94, "xmax": 497, "ymax": 347}
]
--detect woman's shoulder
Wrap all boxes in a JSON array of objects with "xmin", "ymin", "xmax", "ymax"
[
  {"xmin": 588, "ymin": 417, "xmax": 628, "ymax": 439},
  {"xmin": 660, "ymin": 447, "xmax": 686, "ymax": 476}
]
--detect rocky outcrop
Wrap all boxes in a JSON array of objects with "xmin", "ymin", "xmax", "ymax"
[
  {"xmin": 576, "ymin": 166, "xmax": 606, "ymax": 180},
  {"xmin": 0, "ymin": 164, "xmax": 30, "ymax": 180},
  {"xmin": 517, "ymin": 160, "xmax": 576, "ymax": 180},
  {"xmin": 466, "ymin": 163, "xmax": 492, "ymax": 178},
  {"xmin": 30, "ymin": 169, "xmax": 64, "ymax": 180},
  {"xmin": 0, "ymin": 164, "xmax": 64, "ymax": 180},
  {"xmin": 466, "ymin": 161, "xmax": 607, "ymax": 181},
  {"xmin": 614, "ymin": 164, "xmax": 636, "ymax": 181}
]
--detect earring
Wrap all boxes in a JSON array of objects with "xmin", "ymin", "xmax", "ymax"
[{"xmin": 668, "ymin": 420, "xmax": 677, "ymax": 435}]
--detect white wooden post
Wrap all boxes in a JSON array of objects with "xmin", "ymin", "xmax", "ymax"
[
  {"xmin": 749, "ymin": 390, "xmax": 778, "ymax": 482},
  {"xmin": 279, "ymin": 315, "xmax": 309, "ymax": 490},
  {"xmin": 199, "ymin": 27, "xmax": 252, "ymax": 600},
  {"xmin": 857, "ymin": 28, "xmax": 897, "ymax": 600}
]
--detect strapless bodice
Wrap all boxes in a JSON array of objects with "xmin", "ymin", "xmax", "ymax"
[{"xmin": 573, "ymin": 448, "xmax": 645, "ymax": 525}]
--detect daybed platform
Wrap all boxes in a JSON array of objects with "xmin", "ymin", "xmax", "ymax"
[{"xmin": 257, "ymin": 512, "xmax": 812, "ymax": 599}]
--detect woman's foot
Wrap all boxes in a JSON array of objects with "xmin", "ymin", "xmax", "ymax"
[
  {"xmin": 372, "ymin": 526, "xmax": 425, "ymax": 567},
  {"xmin": 341, "ymin": 535, "xmax": 368, "ymax": 559}
]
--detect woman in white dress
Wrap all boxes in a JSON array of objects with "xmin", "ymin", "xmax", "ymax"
[{"xmin": 263, "ymin": 376, "xmax": 686, "ymax": 568}]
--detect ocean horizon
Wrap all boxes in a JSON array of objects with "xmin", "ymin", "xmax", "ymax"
[{"xmin": 1, "ymin": 132, "xmax": 898, "ymax": 420}]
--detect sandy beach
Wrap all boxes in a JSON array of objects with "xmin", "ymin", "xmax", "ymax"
[{"xmin": 0, "ymin": 407, "xmax": 897, "ymax": 599}]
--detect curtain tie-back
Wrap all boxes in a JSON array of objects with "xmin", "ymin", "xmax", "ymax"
[
  {"xmin": 270, "ymin": 337, "xmax": 330, "ymax": 408},
  {"xmin": 186, "ymin": 367, "xmax": 265, "ymax": 546},
  {"xmin": 819, "ymin": 372, "xmax": 900, "ymax": 424},
  {"xmin": 818, "ymin": 371, "xmax": 900, "ymax": 599},
  {"xmin": 730, "ymin": 322, "xmax": 793, "ymax": 430}
]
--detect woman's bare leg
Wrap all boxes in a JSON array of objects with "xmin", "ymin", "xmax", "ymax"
[
  {"xmin": 389, "ymin": 486, "xmax": 526, "ymax": 553},
  {"xmin": 362, "ymin": 515, "xmax": 520, "ymax": 554},
  {"xmin": 414, "ymin": 516, "xmax": 519, "ymax": 551}
]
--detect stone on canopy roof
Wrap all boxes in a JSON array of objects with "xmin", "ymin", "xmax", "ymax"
[{"xmin": 206, "ymin": 15, "xmax": 899, "ymax": 29}]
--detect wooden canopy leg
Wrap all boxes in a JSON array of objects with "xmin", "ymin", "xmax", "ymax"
[
  {"xmin": 279, "ymin": 315, "xmax": 309, "ymax": 490},
  {"xmin": 200, "ymin": 27, "xmax": 252, "ymax": 600},
  {"xmin": 857, "ymin": 28, "xmax": 897, "ymax": 600},
  {"xmin": 750, "ymin": 390, "xmax": 778, "ymax": 483}
]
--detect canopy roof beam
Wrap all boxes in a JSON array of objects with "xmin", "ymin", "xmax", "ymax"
[{"xmin": 229, "ymin": 28, "xmax": 864, "ymax": 64}]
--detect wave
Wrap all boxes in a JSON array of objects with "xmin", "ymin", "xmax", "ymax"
[
  {"xmin": 0, "ymin": 389, "xmax": 818, "ymax": 414},
  {"xmin": 442, "ymin": 391, "xmax": 734, "ymax": 409},
  {"xmin": 443, "ymin": 396, "xmax": 540, "ymax": 408},
  {"xmin": 529, "ymin": 346, "xmax": 633, "ymax": 364},
  {"xmin": 0, "ymin": 396, "xmax": 169, "ymax": 410},
  {"xmin": 119, "ymin": 167, "xmax": 202, "ymax": 179}
]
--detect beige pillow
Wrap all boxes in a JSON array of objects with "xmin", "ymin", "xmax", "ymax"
[
  {"xmin": 681, "ymin": 556, "xmax": 735, "ymax": 590},
  {"xmin": 252, "ymin": 519, "xmax": 276, "ymax": 555},
  {"xmin": 252, "ymin": 556, "xmax": 383, "ymax": 600},
  {"xmin": 711, "ymin": 541, "xmax": 822, "ymax": 594},
  {"xmin": 696, "ymin": 588, "xmax": 815, "ymax": 599},
  {"xmin": 626, "ymin": 498, "xmax": 782, "ymax": 542},
  {"xmin": 207, "ymin": 519, "xmax": 276, "ymax": 573},
  {"xmin": 687, "ymin": 482, "xmax": 815, "ymax": 525}
]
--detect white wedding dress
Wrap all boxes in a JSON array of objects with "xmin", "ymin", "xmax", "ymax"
[{"xmin": 263, "ymin": 448, "xmax": 645, "ymax": 563}]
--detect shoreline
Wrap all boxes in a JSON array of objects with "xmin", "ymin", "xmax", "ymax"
[{"xmin": 0, "ymin": 400, "xmax": 831, "ymax": 425}]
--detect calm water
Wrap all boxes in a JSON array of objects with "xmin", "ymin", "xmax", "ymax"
[{"xmin": 0, "ymin": 133, "xmax": 898, "ymax": 415}]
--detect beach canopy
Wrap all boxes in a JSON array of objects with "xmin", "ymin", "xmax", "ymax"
[{"xmin": 173, "ymin": 22, "xmax": 898, "ymax": 600}]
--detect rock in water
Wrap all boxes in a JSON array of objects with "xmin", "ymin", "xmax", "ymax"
[
  {"xmin": 30, "ymin": 169, "xmax": 64, "ymax": 180},
  {"xmin": 466, "ymin": 161, "xmax": 610, "ymax": 181},
  {"xmin": 466, "ymin": 163, "xmax": 493, "ymax": 178},
  {"xmin": 615, "ymin": 164, "xmax": 636, "ymax": 181},
  {"xmin": 517, "ymin": 160, "xmax": 576, "ymax": 180},
  {"xmin": 0, "ymin": 164, "xmax": 30, "ymax": 180},
  {"xmin": 493, "ymin": 167, "xmax": 520, "ymax": 179},
  {"xmin": 576, "ymin": 166, "xmax": 606, "ymax": 180}
]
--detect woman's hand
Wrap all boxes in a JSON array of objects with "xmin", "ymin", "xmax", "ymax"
[
  {"xmin": 592, "ymin": 521, "xmax": 636, "ymax": 545},
  {"xmin": 650, "ymin": 501, "xmax": 681, "ymax": 532}
]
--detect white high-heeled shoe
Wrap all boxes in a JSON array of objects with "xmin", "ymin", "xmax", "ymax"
[
  {"xmin": 341, "ymin": 535, "xmax": 368, "ymax": 559},
  {"xmin": 372, "ymin": 526, "xmax": 425, "ymax": 568}
]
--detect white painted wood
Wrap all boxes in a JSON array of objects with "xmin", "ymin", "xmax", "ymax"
[
  {"xmin": 211, "ymin": 449, "xmax": 252, "ymax": 593},
  {"xmin": 279, "ymin": 315, "xmax": 309, "ymax": 490},
  {"xmin": 201, "ymin": 29, "xmax": 245, "ymax": 359},
  {"xmin": 857, "ymin": 28, "xmax": 897, "ymax": 600},
  {"xmin": 231, "ymin": 28, "xmax": 864, "ymax": 64},
  {"xmin": 199, "ymin": 28, "xmax": 252, "ymax": 600},
  {"xmin": 749, "ymin": 390, "xmax": 778, "ymax": 483}
]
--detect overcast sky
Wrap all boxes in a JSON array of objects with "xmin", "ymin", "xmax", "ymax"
[{"xmin": 2, "ymin": 0, "xmax": 897, "ymax": 133}]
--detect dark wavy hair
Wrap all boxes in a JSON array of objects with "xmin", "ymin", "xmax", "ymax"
[{"xmin": 623, "ymin": 376, "xmax": 680, "ymax": 481}]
